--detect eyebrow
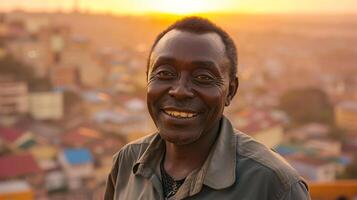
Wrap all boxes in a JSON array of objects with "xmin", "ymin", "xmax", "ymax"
[
  {"xmin": 191, "ymin": 60, "xmax": 218, "ymax": 70},
  {"xmin": 153, "ymin": 56, "xmax": 177, "ymax": 66},
  {"xmin": 152, "ymin": 56, "xmax": 219, "ymax": 71},
  {"xmin": 149, "ymin": 56, "xmax": 174, "ymax": 71}
]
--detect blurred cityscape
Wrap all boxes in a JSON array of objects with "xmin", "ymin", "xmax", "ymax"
[{"xmin": 0, "ymin": 10, "xmax": 356, "ymax": 200}]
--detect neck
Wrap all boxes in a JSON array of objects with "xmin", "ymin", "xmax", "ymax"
[{"xmin": 163, "ymin": 119, "xmax": 221, "ymax": 180}]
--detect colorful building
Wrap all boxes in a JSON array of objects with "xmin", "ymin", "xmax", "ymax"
[
  {"xmin": 50, "ymin": 66, "xmax": 79, "ymax": 89},
  {"xmin": 28, "ymin": 91, "xmax": 63, "ymax": 120},
  {"xmin": 309, "ymin": 180, "xmax": 357, "ymax": 200},
  {"xmin": 0, "ymin": 153, "xmax": 41, "ymax": 181},
  {"xmin": 286, "ymin": 155, "xmax": 336, "ymax": 182},
  {"xmin": 0, "ymin": 127, "xmax": 36, "ymax": 151},
  {"xmin": 30, "ymin": 145, "xmax": 58, "ymax": 171},
  {"xmin": 232, "ymin": 108, "xmax": 284, "ymax": 148},
  {"xmin": 335, "ymin": 101, "xmax": 357, "ymax": 131},
  {"xmin": 0, "ymin": 180, "xmax": 33, "ymax": 200},
  {"xmin": 59, "ymin": 148, "xmax": 94, "ymax": 189},
  {"xmin": 0, "ymin": 81, "xmax": 28, "ymax": 125},
  {"xmin": 61, "ymin": 126, "xmax": 101, "ymax": 147}
]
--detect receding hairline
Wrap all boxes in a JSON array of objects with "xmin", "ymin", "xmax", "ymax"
[{"xmin": 151, "ymin": 29, "xmax": 226, "ymax": 55}]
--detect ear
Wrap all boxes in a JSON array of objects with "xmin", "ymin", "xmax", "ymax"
[{"xmin": 225, "ymin": 77, "xmax": 239, "ymax": 106}]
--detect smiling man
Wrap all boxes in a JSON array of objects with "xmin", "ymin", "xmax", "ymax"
[{"xmin": 105, "ymin": 17, "xmax": 310, "ymax": 200}]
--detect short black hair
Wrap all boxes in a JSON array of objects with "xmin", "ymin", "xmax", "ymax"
[{"xmin": 147, "ymin": 16, "xmax": 238, "ymax": 80}]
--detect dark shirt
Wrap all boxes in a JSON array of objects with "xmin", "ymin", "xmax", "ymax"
[{"xmin": 160, "ymin": 160, "xmax": 185, "ymax": 199}]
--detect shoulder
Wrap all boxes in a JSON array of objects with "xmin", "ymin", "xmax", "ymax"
[
  {"xmin": 108, "ymin": 133, "xmax": 158, "ymax": 181},
  {"xmin": 234, "ymin": 130, "xmax": 303, "ymax": 190},
  {"xmin": 113, "ymin": 133, "xmax": 158, "ymax": 162}
]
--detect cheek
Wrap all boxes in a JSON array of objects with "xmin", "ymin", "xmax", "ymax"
[
  {"xmin": 196, "ymin": 86, "xmax": 227, "ymax": 109},
  {"xmin": 146, "ymin": 82, "xmax": 170, "ymax": 109}
]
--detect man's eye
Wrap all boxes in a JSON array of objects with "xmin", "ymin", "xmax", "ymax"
[
  {"xmin": 156, "ymin": 71, "xmax": 175, "ymax": 79},
  {"xmin": 195, "ymin": 75, "xmax": 214, "ymax": 83}
]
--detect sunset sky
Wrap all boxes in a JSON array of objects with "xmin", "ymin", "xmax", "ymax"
[{"xmin": 0, "ymin": 0, "xmax": 356, "ymax": 15}]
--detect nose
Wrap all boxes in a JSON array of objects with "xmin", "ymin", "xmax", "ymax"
[{"xmin": 168, "ymin": 76, "xmax": 194, "ymax": 99}]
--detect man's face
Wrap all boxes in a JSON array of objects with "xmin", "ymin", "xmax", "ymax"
[{"xmin": 147, "ymin": 30, "xmax": 235, "ymax": 145}]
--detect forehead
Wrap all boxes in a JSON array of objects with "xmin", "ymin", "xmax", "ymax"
[{"xmin": 150, "ymin": 30, "xmax": 227, "ymax": 70}]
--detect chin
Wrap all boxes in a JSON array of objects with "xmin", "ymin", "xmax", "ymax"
[{"xmin": 158, "ymin": 129, "xmax": 201, "ymax": 145}]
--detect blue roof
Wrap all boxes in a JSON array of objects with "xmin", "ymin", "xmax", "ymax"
[
  {"xmin": 64, "ymin": 148, "xmax": 93, "ymax": 165},
  {"xmin": 335, "ymin": 156, "xmax": 352, "ymax": 165},
  {"xmin": 275, "ymin": 144, "xmax": 317, "ymax": 156},
  {"xmin": 275, "ymin": 145, "xmax": 297, "ymax": 155}
]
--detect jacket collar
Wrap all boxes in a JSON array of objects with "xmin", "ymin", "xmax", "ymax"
[
  {"xmin": 132, "ymin": 116, "xmax": 237, "ymax": 190},
  {"xmin": 132, "ymin": 134, "xmax": 164, "ymax": 178},
  {"xmin": 202, "ymin": 116, "xmax": 236, "ymax": 189}
]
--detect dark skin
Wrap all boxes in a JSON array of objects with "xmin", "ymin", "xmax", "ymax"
[{"xmin": 147, "ymin": 30, "xmax": 238, "ymax": 180}]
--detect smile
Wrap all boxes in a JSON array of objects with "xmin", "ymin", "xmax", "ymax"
[{"xmin": 163, "ymin": 109, "xmax": 198, "ymax": 119}]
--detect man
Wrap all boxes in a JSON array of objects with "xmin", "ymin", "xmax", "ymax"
[{"xmin": 105, "ymin": 17, "xmax": 310, "ymax": 200}]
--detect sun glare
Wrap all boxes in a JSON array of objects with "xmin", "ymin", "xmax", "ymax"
[{"xmin": 153, "ymin": 0, "xmax": 213, "ymax": 15}]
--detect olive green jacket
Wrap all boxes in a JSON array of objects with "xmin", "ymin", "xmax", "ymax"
[{"xmin": 105, "ymin": 117, "xmax": 310, "ymax": 200}]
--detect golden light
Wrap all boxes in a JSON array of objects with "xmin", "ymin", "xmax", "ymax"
[{"xmin": 152, "ymin": 0, "xmax": 213, "ymax": 15}]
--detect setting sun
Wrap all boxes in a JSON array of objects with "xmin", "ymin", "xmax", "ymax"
[
  {"xmin": 150, "ymin": 0, "xmax": 214, "ymax": 15},
  {"xmin": 0, "ymin": 0, "xmax": 356, "ymax": 15}
]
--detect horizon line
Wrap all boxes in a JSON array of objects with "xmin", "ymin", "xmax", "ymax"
[{"xmin": 1, "ymin": 8, "xmax": 356, "ymax": 17}]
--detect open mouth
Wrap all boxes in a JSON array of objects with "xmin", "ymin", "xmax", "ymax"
[{"xmin": 163, "ymin": 109, "xmax": 198, "ymax": 119}]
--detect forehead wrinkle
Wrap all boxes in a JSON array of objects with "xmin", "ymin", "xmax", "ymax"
[
  {"xmin": 149, "ymin": 56, "xmax": 177, "ymax": 73},
  {"xmin": 154, "ymin": 55, "xmax": 219, "ymax": 67},
  {"xmin": 154, "ymin": 30, "xmax": 226, "ymax": 58}
]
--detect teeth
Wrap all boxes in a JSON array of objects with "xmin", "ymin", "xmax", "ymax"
[{"xmin": 165, "ymin": 110, "xmax": 197, "ymax": 118}]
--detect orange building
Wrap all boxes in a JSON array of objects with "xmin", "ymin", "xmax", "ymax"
[
  {"xmin": 0, "ymin": 180, "xmax": 33, "ymax": 200},
  {"xmin": 309, "ymin": 180, "xmax": 357, "ymax": 200},
  {"xmin": 335, "ymin": 101, "xmax": 357, "ymax": 132}
]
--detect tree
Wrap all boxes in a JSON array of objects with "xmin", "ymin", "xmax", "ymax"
[
  {"xmin": 328, "ymin": 126, "xmax": 346, "ymax": 142},
  {"xmin": 339, "ymin": 158, "xmax": 357, "ymax": 179},
  {"xmin": 63, "ymin": 90, "xmax": 83, "ymax": 115},
  {"xmin": 279, "ymin": 88, "xmax": 334, "ymax": 125},
  {"xmin": 28, "ymin": 77, "xmax": 52, "ymax": 91},
  {"xmin": 0, "ymin": 55, "xmax": 35, "ymax": 81},
  {"xmin": 0, "ymin": 54, "xmax": 52, "ymax": 91}
]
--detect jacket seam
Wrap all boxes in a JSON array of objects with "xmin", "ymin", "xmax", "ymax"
[
  {"xmin": 237, "ymin": 153, "xmax": 294, "ymax": 191},
  {"xmin": 275, "ymin": 180, "xmax": 303, "ymax": 200},
  {"xmin": 235, "ymin": 135, "xmax": 299, "ymax": 190}
]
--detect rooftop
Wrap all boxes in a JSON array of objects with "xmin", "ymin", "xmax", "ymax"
[
  {"xmin": 337, "ymin": 100, "xmax": 357, "ymax": 111},
  {"xmin": 286, "ymin": 155, "xmax": 332, "ymax": 167},
  {"xmin": 64, "ymin": 148, "xmax": 93, "ymax": 165},
  {"xmin": 0, "ymin": 180, "xmax": 31, "ymax": 194},
  {"xmin": 235, "ymin": 108, "xmax": 282, "ymax": 134},
  {"xmin": 0, "ymin": 127, "xmax": 24, "ymax": 143},
  {"xmin": 61, "ymin": 127, "xmax": 101, "ymax": 147},
  {"xmin": 0, "ymin": 153, "xmax": 41, "ymax": 179}
]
